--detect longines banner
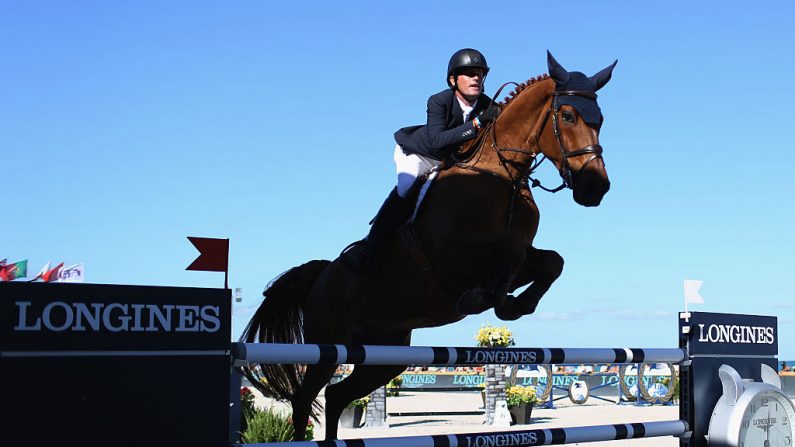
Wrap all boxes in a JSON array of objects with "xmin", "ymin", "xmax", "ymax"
[
  {"xmin": 680, "ymin": 311, "xmax": 777, "ymax": 356},
  {"xmin": 1, "ymin": 281, "xmax": 230, "ymax": 352},
  {"xmin": 0, "ymin": 282, "xmax": 232, "ymax": 447}
]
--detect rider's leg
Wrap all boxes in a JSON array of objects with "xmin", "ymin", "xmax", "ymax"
[{"xmin": 343, "ymin": 146, "xmax": 438, "ymax": 275}]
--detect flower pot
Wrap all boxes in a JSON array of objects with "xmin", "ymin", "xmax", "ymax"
[
  {"xmin": 340, "ymin": 406, "xmax": 365, "ymax": 428},
  {"xmin": 509, "ymin": 404, "xmax": 533, "ymax": 425}
]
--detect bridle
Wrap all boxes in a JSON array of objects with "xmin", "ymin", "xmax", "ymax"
[
  {"xmin": 540, "ymin": 89, "xmax": 604, "ymax": 191},
  {"xmin": 452, "ymin": 82, "xmax": 605, "ymax": 229}
]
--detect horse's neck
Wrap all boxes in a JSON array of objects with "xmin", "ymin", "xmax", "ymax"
[{"xmin": 470, "ymin": 80, "xmax": 554, "ymax": 177}]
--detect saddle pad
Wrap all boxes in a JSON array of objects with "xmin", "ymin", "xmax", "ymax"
[{"xmin": 410, "ymin": 170, "xmax": 438, "ymax": 222}]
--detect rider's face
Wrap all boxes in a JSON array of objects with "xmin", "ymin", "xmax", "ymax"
[{"xmin": 450, "ymin": 68, "xmax": 484, "ymax": 100}]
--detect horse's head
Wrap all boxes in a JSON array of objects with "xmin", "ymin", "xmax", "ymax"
[{"xmin": 538, "ymin": 51, "xmax": 617, "ymax": 207}]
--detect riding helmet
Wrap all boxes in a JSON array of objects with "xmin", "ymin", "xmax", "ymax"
[{"xmin": 447, "ymin": 48, "xmax": 490, "ymax": 87}]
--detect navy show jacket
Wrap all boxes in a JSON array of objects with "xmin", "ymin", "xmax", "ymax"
[{"xmin": 394, "ymin": 88, "xmax": 492, "ymax": 161}]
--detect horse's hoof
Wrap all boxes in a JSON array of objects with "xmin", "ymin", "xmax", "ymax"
[
  {"xmin": 494, "ymin": 304, "xmax": 523, "ymax": 321},
  {"xmin": 494, "ymin": 296, "xmax": 537, "ymax": 321}
]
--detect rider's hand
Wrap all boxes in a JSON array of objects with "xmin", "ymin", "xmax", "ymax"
[{"xmin": 476, "ymin": 106, "xmax": 501, "ymax": 127}]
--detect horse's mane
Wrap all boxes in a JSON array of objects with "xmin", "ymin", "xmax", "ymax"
[
  {"xmin": 496, "ymin": 73, "xmax": 550, "ymax": 107},
  {"xmin": 453, "ymin": 73, "xmax": 551, "ymax": 163}
]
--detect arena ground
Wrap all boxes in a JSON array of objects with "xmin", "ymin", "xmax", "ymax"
[{"xmin": 251, "ymin": 388, "xmax": 682, "ymax": 446}]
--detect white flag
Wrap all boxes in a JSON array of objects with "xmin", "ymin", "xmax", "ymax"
[
  {"xmin": 57, "ymin": 263, "xmax": 84, "ymax": 283},
  {"xmin": 32, "ymin": 261, "xmax": 50, "ymax": 281},
  {"xmin": 684, "ymin": 279, "xmax": 704, "ymax": 304}
]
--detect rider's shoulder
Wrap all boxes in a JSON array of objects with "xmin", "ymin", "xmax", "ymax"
[{"xmin": 427, "ymin": 88, "xmax": 455, "ymax": 104}]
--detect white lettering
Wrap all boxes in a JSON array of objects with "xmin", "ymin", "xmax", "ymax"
[
  {"xmin": 73, "ymin": 302, "xmax": 102, "ymax": 331},
  {"xmin": 14, "ymin": 301, "xmax": 41, "ymax": 330},
  {"xmin": 147, "ymin": 305, "xmax": 174, "ymax": 331},
  {"xmin": 176, "ymin": 305, "xmax": 200, "ymax": 332},
  {"xmin": 103, "ymin": 303, "xmax": 128, "ymax": 332},
  {"xmin": 12, "ymin": 301, "xmax": 222, "ymax": 334},
  {"xmin": 200, "ymin": 306, "xmax": 221, "ymax": 332},
  {"xmin": 43, "ymin": 302, "xmax": 74, "ymax": 331},
  {"xmin": 465, "ymin": 432, "xmax": 539, "ymax": 447},
  {"xmin": 464, "ymin": 350, "xmax": 537, "ymax": 364},
  {"xmin": 696, "ymin": 323, "xmax": 775, "ymax": 345}
]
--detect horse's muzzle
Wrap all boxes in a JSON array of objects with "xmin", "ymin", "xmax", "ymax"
[{"xmin": 572, "ymin": 166, "xmax": 610, "ymax": 207}]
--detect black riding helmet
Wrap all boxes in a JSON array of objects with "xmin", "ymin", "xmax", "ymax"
[{"xmin": 447, "ymin": 48, "xmax": 490, "ymax": 88}]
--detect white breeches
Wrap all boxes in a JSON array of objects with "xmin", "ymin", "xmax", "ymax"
[{"xmin": 393, "ymin": 144, "xmax": 441, "ymax": 198}]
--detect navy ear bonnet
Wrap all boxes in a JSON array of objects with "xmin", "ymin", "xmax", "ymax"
[{"xmin": 547, "ymin": 51, "xmax": 618, "ymax": 128}]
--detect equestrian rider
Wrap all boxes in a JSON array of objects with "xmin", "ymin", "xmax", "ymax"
[{"xmin": 344, "ymin": 48, "xmax": 501, "ymax": 275}]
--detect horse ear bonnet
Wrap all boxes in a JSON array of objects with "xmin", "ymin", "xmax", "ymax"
[{"xmin": 547, "ymin": 51, "xmax": 618, "ymax": 128}]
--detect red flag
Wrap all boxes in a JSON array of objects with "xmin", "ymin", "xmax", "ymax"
[
  {"xmin": 186, "ymin": 237, "xmax": 229, "ymax": 272},
  {"xmin": 43, "ymin": 262, "xmax": 64, "ymax": 282}
]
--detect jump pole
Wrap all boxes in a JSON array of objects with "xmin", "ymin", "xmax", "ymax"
[
  {"xmin": 237, "ymin": 420, "xmax": 688, "ymax": 447},
  {"xmin": 232, "ymin": 343, "xmax": 686, "ymax": 367}
]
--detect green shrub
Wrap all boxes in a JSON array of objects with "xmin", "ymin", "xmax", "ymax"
[{"xmin": 240, "ymin": 408, "xmax": 314, "ymax": 443}]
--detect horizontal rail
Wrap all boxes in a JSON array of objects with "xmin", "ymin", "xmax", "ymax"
[
  {"xmin": 237, "ymin": 419, "xmax": 687, "ymax": 447},
  {"xmin": 232, "ymin": 343, "xmax": 686, "ymax": 366}
]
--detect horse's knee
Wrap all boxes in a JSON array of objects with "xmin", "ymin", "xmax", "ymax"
[{"xmin": 535, "ymin": 250, "xmax": 563, "ymax": 280}]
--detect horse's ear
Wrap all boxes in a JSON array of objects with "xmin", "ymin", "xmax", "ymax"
[
  {"xmin": 590, "ymin": 59, "xmax": 618, "ymax": 91},
  {"xmin": 547, "ymin": 50, "xmax": 570, "ymax": 84}
]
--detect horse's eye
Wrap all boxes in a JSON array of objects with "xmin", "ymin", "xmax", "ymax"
[{"xmin": 561, "ymin": 111, "xmax": 575, "ymax": 123}]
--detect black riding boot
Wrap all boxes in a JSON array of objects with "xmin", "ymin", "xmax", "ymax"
[{"xmin": 343, "ymin": 188, "xmax": 411, "ymax": 276}]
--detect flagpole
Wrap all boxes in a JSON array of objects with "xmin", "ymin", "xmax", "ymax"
[{"xmin": 684, "ymin": 280, "xmax": 688, "ymax": 316}]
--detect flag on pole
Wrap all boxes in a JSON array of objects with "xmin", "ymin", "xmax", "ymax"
[
  {"xmin": 57, "ymin": 263, "xmax": 84, "ymax": 283},
  {"xmin": 684, "ymin": 279, "xmax": 704, "ymax": 304},
  {"xmin": 0, "ymin": 259, "xmax": 28, "ymax": 281},
  {"xmin": 186, "ymin": 237, "xmax": 229, "ymax": 289},
  {"xmin": 31, "ymin": 261, "xmax": 50, "ymax": 281},
  {"xmin": 43, "ymin": 262, "xmax": 65, "ymax": 282}
]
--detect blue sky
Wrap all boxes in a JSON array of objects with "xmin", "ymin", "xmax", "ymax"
[{"xmin": 3, "ymin": 2, "xmax": 794, "ymax": 358}]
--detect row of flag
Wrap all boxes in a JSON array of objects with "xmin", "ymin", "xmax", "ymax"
[{"xmin": 0, "ymin": 259, "xmax": 84, "ymax": 283}]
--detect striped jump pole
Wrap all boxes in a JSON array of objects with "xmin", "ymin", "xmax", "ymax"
[
  {"xmin": 237, "ymin": 420, "xmax": 688, "ymax": 447},
  {"xmin": 231, "ymin": 342, "xmax": 687, "ymax": 366}
]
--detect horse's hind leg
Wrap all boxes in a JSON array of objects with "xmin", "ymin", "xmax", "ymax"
[
  {"xmin": 323, "ymin": 363, "xmax": 407, "ymax": 439},
  {"xmin": 290, "ymin": 364, "xmax": 337, "ymax": 441},
  {"xmin": 322, "ymin": 331, "xmax": 410, "ymax": 440},
  {"xmin": 495, "ymin": 247, "xmax": 564, "ymax": 321}
]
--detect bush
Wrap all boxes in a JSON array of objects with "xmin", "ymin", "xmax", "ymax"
[{"xmin": 240, "ymin": 407, "xmax": 314, "ymax": 443}]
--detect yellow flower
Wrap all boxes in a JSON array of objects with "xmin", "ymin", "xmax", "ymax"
[
  {"xmin": 474, "ymin": 324, "xmax": 515, "ymax": 348},
  {"xmin": 506, "ymin": 385, "xmax": 539, "ymax": 407}
]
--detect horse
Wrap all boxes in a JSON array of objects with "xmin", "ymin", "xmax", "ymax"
[{"xmin": 241, "ymin": 51, "xmax": 617, "ymax": 440}]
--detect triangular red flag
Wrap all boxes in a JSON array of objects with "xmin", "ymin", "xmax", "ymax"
[{"xmin": 186, "ymin": 237, "xmax": 229, "ymax": 272}]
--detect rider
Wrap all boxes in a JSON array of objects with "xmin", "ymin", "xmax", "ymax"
[{"xmin": 344, "ymin": 48, "xmax": 501, "ymax": 275}]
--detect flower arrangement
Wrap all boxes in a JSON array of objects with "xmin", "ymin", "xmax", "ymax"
[
  {"xmin": 348, "ymin": 396, "xmax": 369, "ymax": 408},
  {"xmin": 505, "ymin": 385, "xmax": 539, "ymax": 408},
  {"xmin": 474, "ymin": 324, "xmax": 515, "ymax": 348}
]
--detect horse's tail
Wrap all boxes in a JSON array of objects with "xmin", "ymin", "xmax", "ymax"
[{"xmin": 239, "ymin": 259, "xmax": 331, "ymax": 404}]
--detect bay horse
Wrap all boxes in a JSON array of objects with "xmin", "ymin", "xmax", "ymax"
[{"xmin": 241, "ymin": 52, "xmax": 617, "ymax": 440}]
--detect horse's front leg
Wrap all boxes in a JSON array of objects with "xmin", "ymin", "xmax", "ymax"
[
  {"xmin": 455, "ymin": 238, "xmax": 525, "ymax": 315},
  {"xmin": 494, "ymin": 246, "xmax": 564, "ymax": 321}
]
